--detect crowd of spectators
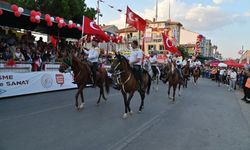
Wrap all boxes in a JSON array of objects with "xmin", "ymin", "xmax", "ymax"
[{"xmin": 0, "ymin": 27, "xmax": 80, "ymax": 71}]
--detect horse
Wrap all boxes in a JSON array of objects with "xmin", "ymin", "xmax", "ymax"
[
  {"xmin": 192, "ymin": 66, "xmax": 200, "ymax": 85},
  {"xmin": 182, "ymin": 64, "xmax": 190, "ymax": 88},
  {"xmin": 143, "ymin": 59, "xmax": 160, "ymax": 91},
  {"xmin": 111, "ymin": 54, "xmax": 151, "ymax": 119},
  {"xmin": 160, "ymin": 62, "xmax": 182, "ymax": 102},
  {"xmin": 59, "ymin": 51, "xmax": 110, "ymax": 110}
]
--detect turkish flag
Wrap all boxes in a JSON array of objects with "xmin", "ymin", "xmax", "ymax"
[
  {"xmin": 50, "ymin": 36, "xmax": 57, "ymax": 48},
  {"xmin": 126, "ymin": 6, "xmax": 146, "ymax": 31},
  {"xmin": 162, "ymin": 33, "xmax": 178, "ymax": 53},
  {"xmin": 82, "ymin": 16, "xmax": 109, "ymax": 41}
]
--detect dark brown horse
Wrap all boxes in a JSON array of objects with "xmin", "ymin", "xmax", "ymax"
[
  {"xmin": 160, "ymin": 62, "xmax": 182, "ymax": 102},
  {"xmin": 192, "ymin": 66, "xmax": 200, "ymax": 85},
  {"xmin": 111, "ymin": 54, "xmax": 151, "ymax": 119},
  {"xmin": 59, "ymin": 52, "xmax": 110, "ymax": 110},
  {"xmin": 182, "ymin": 64, "xmax": 190, "ymax": 88}
]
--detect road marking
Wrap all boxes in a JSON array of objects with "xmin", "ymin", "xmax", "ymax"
[{"xmin": 0, "ymin": 92, "xmax": 121, "ymax": 122}]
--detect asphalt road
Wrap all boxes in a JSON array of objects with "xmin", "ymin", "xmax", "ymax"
[{"xmin": 0, "ymin": 78, "xmax": 250, "ymax": 150}]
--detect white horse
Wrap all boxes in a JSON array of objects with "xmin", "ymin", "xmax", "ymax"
[{"xmin": 143, "ymin": 59, "xmax": 160, "ymax": 91}]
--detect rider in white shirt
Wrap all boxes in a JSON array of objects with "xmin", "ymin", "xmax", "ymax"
[
  {"xmin": 129, "ymin": 40, "xmax": 144, "ymax": 89},
  {"xmin": 83, "ymin": 39, "xmax": 100, "ymax": 86},
  {"xmin": 149, "ymin": 51, "xmax": 159, "ymax": 77}
]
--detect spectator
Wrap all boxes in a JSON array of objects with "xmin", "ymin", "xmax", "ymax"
[
  {"xmin": 2, "ymin": 47, "xmax": 13, "ymax": 61},
  {"xmin": 228, "ymin": 68, "xmax": 237, "ymax": 91},
  {"xmin": 13, "ymin": 48, "xmax": 25, "ymax": 61}
]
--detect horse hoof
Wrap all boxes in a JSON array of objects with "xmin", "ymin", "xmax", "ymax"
[
  {"xmin": 138, "ymin": 110, "xmax": 142, "ymax": 113},
  {"xmin": 129, "ymin": 110, "xmax": 133, "ymax": 115},
  {"xmin": 122, "ymin": 113, "xmax": 128, "ymax": 119},
  {"xmin": 79, "ymin": 103, "xmax": 85, "ymax": 109}
]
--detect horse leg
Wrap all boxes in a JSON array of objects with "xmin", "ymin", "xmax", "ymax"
[
  {"xmin": 75, "ymin": 85, "xmax": 84, "ymax": 110},
  {"xmin": 79, "ymin": 90, "xmax": 85, "ymax": 109},
  {"xmin": 168, "ymin": 84, "xmax": 172, "ymax": 99},
  {"xmin": 97, "ymin": 86, "xmax": 103, "ymax": 105},
  {"xmin": 121, "ymin": 91, "xmax": 128, "ymax": 119},
  {"xmin": 139, "ymin": 91, "xmax": 145, "ymax": 112},
  {"xmin": 102, "ymin": 85, "xmax": 107, "ymax": 101},
  {"xmin": 127, "ymin": 92, "xmax": 135, "ymax": 115},
  {"xmin": 173, "ymin": 85, "xmax": 177, "ymax": 102},
  {"xmin": 178, "ymin": 83, "xmax": 181, "ymax": 96}
]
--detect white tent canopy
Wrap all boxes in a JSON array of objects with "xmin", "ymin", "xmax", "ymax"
[{"xmin": 218, "ymin": 63, "xmax": 227, "ymax": 67}]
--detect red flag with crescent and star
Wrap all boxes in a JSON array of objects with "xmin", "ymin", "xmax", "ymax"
[
  {"xmin": 82, "ymin": 16, "xmax": 109, "ymax": 41},
  {"xmin": 126, "ymin": 6, "xmax": 146, "ymax": 31},
  {"xmin": 162, "ymin": 33, "xmax": 178, "ymax": 53}
]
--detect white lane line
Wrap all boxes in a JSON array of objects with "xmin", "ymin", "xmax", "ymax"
[{"xmin": 0, "ymin": 92, "xmax": 121, "ymax": 122}]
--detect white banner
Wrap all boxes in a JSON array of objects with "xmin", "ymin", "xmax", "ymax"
[{"xmin": 0, "ymin": 72, "xmax": 77, "ymax": 98}]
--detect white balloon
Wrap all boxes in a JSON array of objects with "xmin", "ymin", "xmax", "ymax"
[
  {"xmin": 50, "ymin": 17, "xmax": 55, "ymax": 22},
  {"xmin": 35, "ymin": 15, "xmax": 40, "ymax": 20},
  {"xmin": 68, "ymin": 20, "xmax": 73, "ymax": 24},
  {"xmin": 77, "ymin": 24, "xmax": 80, "ymax": 27},
  {"xmin": 59, "ymin": 19, "xmax": 64, "ymax": 24},
  {"xmin": 18, "ymin": 7, "xmax": 24, "ymax": 13}
]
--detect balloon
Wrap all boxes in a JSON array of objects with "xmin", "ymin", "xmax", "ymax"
[
  {"xmin": 18, "ymin": 7, "xmax": 24, "ymax": 13},
  {"xmin": 72, "ymin": 23, "xmax": 76, "ymax": 28},
  {"xmin": 58, "ymin": 23, "xmax": 63, "ymax": 28},
  {"xmin": 31, "ymin": 10, "xmax": 36, "ymax": 16},
  {"xmin": 35, "ymin": 15, "xmax": 40, "ymax": 20},
  {"xmin": 0, "ymin": 9, "xmax": 3, "ymax": 16},
  {"xmin": 14, "ymin": 11, "xmax": 21, "ymax": 17},
  {"xmin": 59, "ymin": 19, "xmax": 64, "ymax": 24},
  {"xmin": 36, "ymin": 19, "xmax": 40, "ymax": 23},
  {"xmin": 78, "ymin": 27, "xmax": 82, "ymax": 31},
  {"xmin": 63, "ymin": 22, "xmax": 67, "ymax": 26},
  {"xmin": 45, "ymin": 14, "xmax": 51, "ymax": 21},
  {"xmin": 77, "ymin": 24, "xmax": 80, "ymax": 27},
  {"xmin": 37, "ymin": 12, "xmax": 41, "ymax": 16},
  {"xmin": 68, "ymin": 20, "xmax": 73, "ymax": 24},
  {"xmin": 56, "ymin": 17, "xmax": 60, "ymax": 22},
  {"xmin": 11, "ymin": 4, "xmax": 18, "ymax": 12},
  {"xmin": 30, "ymin": 16, "xmax": 36, "ymax": 23},
  {"xmin": 68, "ymin": 24, "xmax": 73, "ymax": 29},
  {"xmin": 50, "ymin": 17, "xmax": 55, "ymax": 22},
  {"xmin": 47, "ymin": 22, "xmax": 53, "ymax": 27}
]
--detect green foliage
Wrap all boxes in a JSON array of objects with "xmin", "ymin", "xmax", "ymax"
[
  {"xmin": 5, "ymin": 0, "xmax": 96, "ymax": 23},
  {"xmin": 177, "ymin": 46, "xmax": 189, "ymax": 59}
]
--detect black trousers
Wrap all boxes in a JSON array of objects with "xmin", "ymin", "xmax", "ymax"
[
  {"xmin": 133, "ymin": 65, "xmax": 143, "ymax": 85},
  {"xmin": 152, "ymin": 66, "xmax": 158, "ymax": 77},
  {"xmin": 91, "ymin": 62, "xmax": 98, "ymax": 83}
]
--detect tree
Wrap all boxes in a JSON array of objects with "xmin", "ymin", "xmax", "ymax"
[
  {"xmin": 177, "ymin": 46, "xmax": 189, "ymax": 59},
  {"xmin": 5, "ymin": 0, "xmax": 96, "ymax": 23}
]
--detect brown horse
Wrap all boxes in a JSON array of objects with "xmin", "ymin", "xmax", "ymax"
[
  {"xmin": 182, "ymin": 64, "xmax": 190, "ymax": 88},
  {"xmin": 111, "ymin": 54, "xmax": 151, "ymax": 119},
  {"xmin": 160, "ymin": 62, "xmax": 182, "ymax": 102},
  {"xmin": 59, "ymin": 52, "xmax": 110, "ymax": 110},
  {"xmin": 192, "ymin": 67, "xmax": 200, "ymax": 85}
]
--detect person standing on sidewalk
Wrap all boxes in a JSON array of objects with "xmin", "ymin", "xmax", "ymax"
[
  {"xmin": 228, "ymin": 68, "xmax": 237, "ymax": 91},
  {"xmin": 241, "ymin": 67, "xmax": 250, "ymax": 103}
]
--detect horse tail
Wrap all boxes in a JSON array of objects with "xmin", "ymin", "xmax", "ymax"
[
  {"xmin": 104, "ymin": 72, "xmax": 110, "ymax": 94},
  {"xmin": 146, "ymin": 72, "xmax": 151, "ymax": 95}
]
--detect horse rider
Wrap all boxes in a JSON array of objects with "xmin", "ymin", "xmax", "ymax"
[
  {"xmin": 129, "ymin": 40, "xmax": 144, "ymax": 89},
  {"xmin": 193, "ymin": 59, "xmax": 201, "ymax": 76},
  {"xmin": 149, "ymin": 50, "xmax": 159, "ymax": 78},
  {"xmin": 83, "ymin": 38, "xmax": 100, "ymax": 86}
]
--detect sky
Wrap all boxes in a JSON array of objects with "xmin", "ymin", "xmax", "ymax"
[{"xmin": 85, "ymin": 0, "xmax": 250, "ymax": 59}]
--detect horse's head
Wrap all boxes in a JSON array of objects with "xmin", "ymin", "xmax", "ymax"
[
  {"xmin": 111, "ymin": 53, "xmax": 130, "ymax": 73},
  {"xmin": 160, "ymin": 62, "xmax": 171, "ymax": 83},
  {"xmin": 59, "ymin": 51, "xmax": 72, "ymax": 73}
]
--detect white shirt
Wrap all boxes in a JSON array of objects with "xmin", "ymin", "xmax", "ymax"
[
  {"xmin": 230, "ymin": 71, "xmax": 237, "ymax": 80},
  {"xmin": 84, "ymin": 47, "xmax": 99, "ymax": 63},
  {"xmin": 129, "ymin": 48, "xmax": 143, "ymax": 65},
  {"xmin": 219, "ymin": 69, "xmax": 225, "ymax": 75},
  {"xmin": 182, "ymin": 59, "xmax": 187, "ymax": 66},
  {"xmin": 149, "ymin": 55, "xmax": 157, "ymax": 66}
]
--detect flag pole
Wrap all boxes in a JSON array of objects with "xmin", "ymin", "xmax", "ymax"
[{"xmin": 81, "ymin": 16, "xmax": 85, "ymax": 50}]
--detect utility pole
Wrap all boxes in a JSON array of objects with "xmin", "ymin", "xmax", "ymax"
[
  {"xmin": 168, "ymin": 0, "xmax": 171, "ymax": 21},
  {"xmin": 97, "ymin": 0, "xmax": 100, "ymax": 25},
  {"xmin": 155, "ymin": 0, "xmax": 158, "ymax": 21}
]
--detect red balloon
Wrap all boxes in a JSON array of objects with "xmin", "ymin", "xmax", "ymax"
[
  {"xmin": 78, "ymin": 27, "xmax": 82, "ymax": 31},
  {"xmin": 14, "ymin": 11, "xmax": 21, "ymax": 17},
  {"xmin": 30, "ymin": 16, "xmax": 36, "ymax": 23},
  {"xmin": 11, "ymin": 4, "xmax": 18, "ymax": 12},
  {"xmin": 0, "ymin": 9, "xmax": 3, "ymax": 16},
  {"xmin": 58, "ymin": 23, "xmax": 63, "ymax": 28},
  {"xmin": 36, "ymin": 19, "xmax": 40, "ymax": 24},
  {"xmin": 63, "ymin": 22, "xmax": 67, "ymax": 26},
  {"xmin": 31, "ymin": 10, "xmax": 36, "ymax": 16},
  {"xmin": 45, "ymin": 14, "xmax": 51, "ymax": 22},
  {"xmin": 56, "ymin": 17, "xmax": 60, "ymax": 22},
  {"xmin": 72, "ymin": 23, "xmax": 76, "ymax": 28},
  {"xmin": 37, "ymin": 12, "xmax": 41, "ymax": 16},
  {"xmin": 68, "ymin": 24, "xmax": 73, "ymax": 29},
  {"xmin": 47, "ymin": 22, "xmax": 53, "ymax": 27}
]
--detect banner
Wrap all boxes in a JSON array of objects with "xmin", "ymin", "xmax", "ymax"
[{"xmin": 0, "ymin": 72, "xmax": 77, "ymax": 98}]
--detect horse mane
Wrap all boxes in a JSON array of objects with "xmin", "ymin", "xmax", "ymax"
[{"xmin": 119, "ymin": 55, "xmax": 132, "ymax": 71}]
